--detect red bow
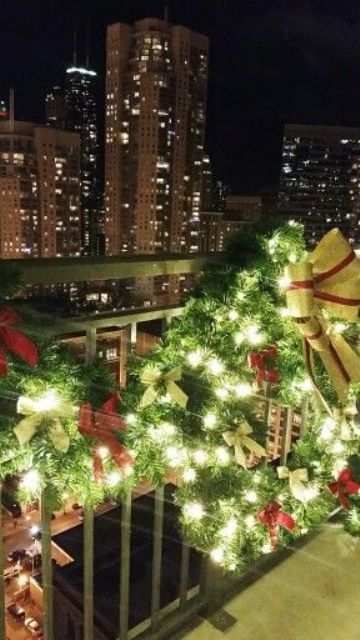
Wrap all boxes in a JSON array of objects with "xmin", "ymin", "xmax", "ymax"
[
  {"xmin": 0, "ymin": 308, "xmax": 38, "ymax": 375},
  {"xmin": 248, "ymin": 345, "xmax": 279, "ymax": 387},
  {"xmin": 78, "ymin": 394, "xmax": 134, "ymax": 483},
  {"xmin": 257, "ymin": 501, "xmax": 296, "ymax": 548},
  {"xmin": 328, "ymin": 469, "xmax": 360, "ymax": 509}
]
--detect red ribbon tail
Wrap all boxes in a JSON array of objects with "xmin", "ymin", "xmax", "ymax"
[
  {"xmin": 277, "ymin": 510, "xmax": 296, "ymax": 532},
  {"xmin": 0, "ymin": 345, "xmax": 8, "ymax": 375},
  {"xmin": 0, "ymin": 326, "xmax": 38, "ymax": 368},
  {"xmin": 93, "ymin": 451, "xmax": 105, "ymax": 484}
]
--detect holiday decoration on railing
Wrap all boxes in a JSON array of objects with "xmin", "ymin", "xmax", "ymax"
[
  {"xmin": 140, "ymin": 365, "xmax": 188, "ymax": 408},
  {"xmin": 328, "ymin": 469, "xmax": 360, "ymax": 509},
  {"xmin": 79, "ymin": 394, "xmax": 134, "ymax": 482},
  {"xmin": 277, "ymin": 465, "xmax": 310, "ymax": 502},
  {"xmin": 257, "ymin": 501, "xmax": 296, "ymax": 548},
  {"xmin": 15, "ymin": 391, "xmax": 73, "ymax": 452},
  {"xmin": 0, "ymin": 307, "xmax": 38, "ymax": 374},
  {"xmin": 222, "ymin": 421, "xmax": 266, "ymax": 467},
  {"xmin": 248, "ymin": 345, "xmax": 279, "ymax": 387},
  {"xmin": 284, "ymin": 228, "xmax": 360, "ymax": 405}
]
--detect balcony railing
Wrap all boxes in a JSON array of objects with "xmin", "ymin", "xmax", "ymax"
[{"xmin": 0, "ymin": 254, "xmax": 307, "ymax": 640}]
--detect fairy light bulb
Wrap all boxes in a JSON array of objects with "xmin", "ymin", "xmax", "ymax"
[
  {"xmin": 36, "ymin": 390, "xmax": 60, "ymax": 412},
  {"xmin": 280, "ymin": 307, "xmax": 290, "ymax": 318},
  {"xmin": 261, "ymin": 542, "xmax": 273, "ymax": 554},
  {"xmin": 299, "ymin": 378, "xmax": 313, "ymax": 392},
  {"xmin": 21, "ymin": 470, "xmax": 40, "ymax": 492},
  {"xmin": 159, "ymin": 422, "xmax": 176, "ymax": 437},
  {"xmin": 203, "ymin": 413, "xmax": 217, "ymax": 429},
  {"xmin": 228, "ymin": 309, "xmax": 239, "ymax": 321},
  {"xmin": 333, "ymin": 322, "xmax": 347, "ymax": 334},
  {"xmin": 331, "ymin": 441, "xmax": 345, "ymax": 455},
  {"xmin": 183, "ymin": 468, "xmax": 196, "ymax": 483},
  {"xmin": 184, "ymin": 502, "xmax": 204, "ymax": 520},
  {"xmin": 244, "ymin": 490, "xmax": 258, "ymax": 503},
  {"xmin": 193, "ymin": 449, "xmax": 208, "ymax": 466},
  {"xmin": 210, "ymin": 547, "xmax": 225, "ymax": 563},
  {"xmin": 207, "ymin": 358, "xmax": 224, "ymax": 375},
  {"xmin": 220, "ymin": 518, "xmax": 237, "ymax": 539},
  {"xmin": 234, "ymin": 382, "xmax": 252, "ymax": 398},
  {"xmin": 166, "ymin": 446, "xmax": 184, "ymax": 467},
  {"xmin": 187, "ymin": 350, "xmax": 202, "ymax": 367},
  {"xmin": 215, "ymin": 446, "xmax": 230, "ymax": 465},
  {"xmin": 278, "ymin": 274, "xmax": 291, "ymax": 289},
  {"xmin": 237, "ymin": 291, "xmax": 245, "ymax": 301},
  {"xmin": 106, "ymin": 471, "xmax": 121, "ymax": 487},
  {"xmin": 97, "ymin": 446, "xmax": 109, "ymax": 459},
  {"xmin": 244, "ymin": 514, "xmax": 256, "ymax": 529},
  {"xmin": 126, "ymin": 413, "xmax": 137, "ymax": 425},
  {"xmin": 234, "ymin": 331, "xmax": 245, "ymax": 346},
  {"xmin": 319, "ymin": 417, "xmax": 336, "ymax": 440},
  {"xmin": 246, "ymin": 325, "xmax": 263, "ymax": 345},
  {"xmin": 302, "ymin": 485, "xmax": 319, "ymax": 503},
  {"xmin": 215, "ymin": 387, "xmax": 229, "ymax": 399}
]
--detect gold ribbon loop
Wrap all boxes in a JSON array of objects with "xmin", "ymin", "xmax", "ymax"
[
  {"xmin": 285, "ymin": 228, "xmax": 360, "ymax": 404},
  {"xmin": 277, "ymin": 465, "xmax": 309, "ymax": 502},
  {"xmin": 140, "ymin": 365, "xmax": 188, "ymax": 409},
  {"xmin": 223, "ymin": 421, "xmax": 266, "ymax": 468},
  {"xmin": 15, "ymin": 393, "xmax": 73, "ymax": 452}
]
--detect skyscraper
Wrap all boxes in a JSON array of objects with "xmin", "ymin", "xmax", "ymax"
[
  {"xmin": 0, "ymin": 120, "xmax": 81, "ymax": 258},
  {"xmin": 45, "ymin": 54, "xmax": 100, "ymax": 256},
  {"xmin": 279, "ymin": 124, "xmax": 360, "ymax": 246},
  {"xmin": 105, "ymin": 17, "xmax": 209, "ymax": 256}
]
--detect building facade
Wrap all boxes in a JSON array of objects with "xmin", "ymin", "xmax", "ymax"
[
  {"xmin": 105, "ymin": 17, "xmax": 209, "ymax": 256},
  {"xmin": 0, "ymin": 121, "xmax": 81, "ymax": 258},
  {"xmin": 279, "ymin": 124, "xmax": 360, "ymax": 246},
  {"xmin": 199, "ymin": 195, "xmax": 263, "ymax": 253}
]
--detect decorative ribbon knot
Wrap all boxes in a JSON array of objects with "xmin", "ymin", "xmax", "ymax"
[
  {"xmin": 223, "ymin": 421, "xmax": 266, "ymax": 468},
  {"xmin": 79, "ymin": 394, "xmax": 134, "ymax": 483},
  {"xmin": 277, "ymin": 465, "xmax": 309, "ymax": 502},
  {"xmin": 15, "ymin": 392, "xmax": 73, "ymax": 452},
  {"xmin": 0, "ymin": 308, "xmax": 38, "ymax": 375},
  {"xmin": 140, "ymin": 365, "xmax": 188, "ymax": 409},
  {"xmin": 285, "ymin": 228, "xmax": 360, "ymax": 404},
  {"xmin": 248, "ymin": 346, "xmax": 279, "ymax": 387},
  {"xmin": 328, "ymin": 468, "xmax": 360, "ymax": 509},
  {"xmin": 257, "ymin": 501, "xmax": 296, "ymax": 548}
]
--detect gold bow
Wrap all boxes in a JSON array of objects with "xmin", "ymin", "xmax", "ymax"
[
  {"xmin": 15, "ymin": 393, "xmax": 74, "ymax": 452},
  {"xmin": 285, "ymin": 228, "xmax": 360, "ymax": 404},
  {"xmin": 140, "ymin": 365, "xmax": 188, "ymax": 409},
  {"xmin": 222, "ymin": 421, "xmax": 266, "ymax": 468},
  {"xmin": 277, "ymin": 466, "xmax": 309, "ymax": 502}
]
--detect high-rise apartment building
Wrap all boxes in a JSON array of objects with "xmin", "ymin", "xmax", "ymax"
[
  {"xmin": 279, "ymin": 124, "xmax": 360, "ymax": 246},
  {"xmin": 45, "ymin": 62, "xmax": 100, "ymax": 255},
  {"xmin": 0, "ymin": 120, "xmax": 81, "ymax": 258},
  {"xmin": 105, "ymin": 17, "xmax": 209, "ymax": 256}
]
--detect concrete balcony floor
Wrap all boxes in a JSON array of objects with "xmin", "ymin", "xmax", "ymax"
[{"xmin": 182, "ymin": 524, "xmax": 360, "ymax": 640}]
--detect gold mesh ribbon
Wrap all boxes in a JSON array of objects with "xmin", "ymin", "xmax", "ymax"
[{"xmin": 285, "ymin": 228, "xmax": 360, "ymax": 404}]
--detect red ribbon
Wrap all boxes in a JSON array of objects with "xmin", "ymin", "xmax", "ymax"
[
  {"xmin": 328, "ymin": 469, "xmax": 360, "ymax": 509},
  {"xmin": 257, "ymin": 501, "xmax": 296, "ymax": 548},
  {"xmin": 248, "ymin": 346, "xmax": 279, "ymax": 386},
  {"xmin": 79, "ymin": 394, "xmax": 134, "ymax": 483},
  {"xmin": 0, "ymin": 308, "xmax": 38, "ymax": 375}
]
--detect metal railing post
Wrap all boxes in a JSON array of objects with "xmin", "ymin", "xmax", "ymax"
[
  {"xmin": 151, "ymin": 486, "xmax": 164, "ymax": 631},
  {"xmin": 119, "ymin": 491, "xmax": 132, "ymax": 640},
  {"xmin": 41, "ymin": 485, "xmax": 54, "ymax": 640},
  {"xmin": 0, "ymin": 486, "xmax": 5, "ymax": 640},
  {"xmin": 179, "ymin": 541, "xmax": 190, "ymax": 609}
]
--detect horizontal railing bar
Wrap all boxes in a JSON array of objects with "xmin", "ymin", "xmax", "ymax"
[{"xmin": 4, "ymin": 254, "xmax": 220, "ymax": 285}]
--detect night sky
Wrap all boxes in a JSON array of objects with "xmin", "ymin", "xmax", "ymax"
[{"xmin": 2, "ymin": 0, "xmax": 360, "ymax": 193}]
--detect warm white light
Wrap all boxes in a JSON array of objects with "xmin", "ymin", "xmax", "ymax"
[
  {"xmin": 246, "ymin": 325, "xmax": 263, "ymax": 345},
  {"xmin": 210, "ymin": 547, "xmax": 225, "ymax": 563},
  {"xmin": 207, "ymin": 358, "xmax": 224, "ymax": 375},
  {"xmin": 299, "ymin": 378, "xmax": 314, "ymax": 392},
  {"xmin": 187, "ymin": 350, "xmax": 202, "ymax": 367},
  {"xmin": 203, "ymin": 413, "xmax": 217, "ymax": 429},
  {"xmin": 331, "ymin": 441, "xmax": 345, "ymax": 455},
  {"xmin": 278, "ymin": 275, "xmax": 291, "ymax": 289},
  {"xmin": 159, "ymin": 422, "xmax": 177, "ymax": 437},
  {"xmin": 261, "ymin": 542, "xmax": 273, "ymax": 554},
  {"xmin": 21, "ymin": 470, "xmax": 40, "ymax": 492},
  {"xmin": 333, "ymin": 322, "xmax": 347, "ymax": 334},
  {"xmin": 36, "ymin": 390, "xmax": 59, "ymax": 412},
  {"xmin": 244, "ymin": 514, "xmax": 256, "ymax": 529},
  {"xmin": 183, "ymin": 468, "xmax": 196, "ymax": 483},
  {"xmin": 237, "ymin": 291, "xmax": 245, "ymax": 301},
  {"xmin": 234, "ymin": 382, "xmax": 252, "ymax": 398},
  {"xmin": 126, "ymin": 413, "xmax": 137, "ymax": 425},
  {"xmin": 30, "ymin": 525, "xmax": 40, "ymax": 536},
  {"xmin": 184, "ymin": 502, "xmax": 204, "ymax": 520},
  {"xmin": 244, "ymin": 490, "xmax": 258, "ymax": 503},
  {"xmin": 166, "ymin": 446, "xmax": 184, "ymax": 467},
  {"xmin": 234, "ymin": 331, "xmax": 245, "ymax": 346},
  {"xmin": 288, "ymin": 252, "xmax": 297, "ymax": 263},
  {"xmin": 18, "ymin": 574, "xmax": 28, "ymax": 588},
  {"xmin": 302, "ymin": 485, "xmax": 319, "ymax": 503},
  {"xmin": 215, "ymin": 387, "xmax": 229, "ymax": 399},
  {"xmin": 220, "ymin": 518, "xmax": 237, "ymax": 539},
  {"xmin": 228, "ymin": 309, "xmax": 239, "ymax": 321},
  {"xmin": 319, "ymin": 417, "xmax": 336, "ymax": 440},
  {"xmin": 97, "ymin": 446, "xmax": 109, "ymax": 459},
  {"xmin": 215, "ymin": 446, "xmax": 230, "ymax": 465},
  {"xmin": 193, "ymin": 449, "xmax": 208, "ymax": 466},
  {"xmin": 280, "ymin": 307, "xmax": 290, "ymax": 318},
  {"xmin": 288, "ymin": 219, "xmax": 296, "ymax": 226},
  {"xmin": 106, "ymin": 471, "xmax": 121, "ymax": 486}
]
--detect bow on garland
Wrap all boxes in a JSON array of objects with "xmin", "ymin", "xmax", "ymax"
[
  {"xmin": 0, "ymin": 308, "xmax": 38, "ymax": 375},
  {"xmin": 140, "ymin": 365, "xmax": 188, "ymax": 409},
  {"xmin": 277, "ymin": 465, "xmax": 309, "ymax": 502},
  {"xmin": 15, "ymin": 393, "xmax": 73, "ymax": 452},
  {"xmin": 248, "ymin": 346, "xmax": 279, "ymax": 387},
  {"xmin": 257, "ymin": 501, "xmax": 296, "ymax": 548},
  {"xmin": 328, "ymin": 468, "xmax": 360, "ymax": 509},
  {"xmin": 285, "ymin": 228, "xmax": 360, "ymax": 404},
  {"xmin": 222, "ymin": 421, "xmax": 266, "ymax": 468},
  {"xmin": 79, "ymin": 394, "xmax": 134, "ymax": 482}
]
